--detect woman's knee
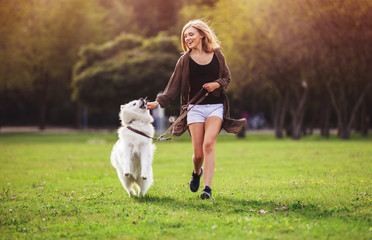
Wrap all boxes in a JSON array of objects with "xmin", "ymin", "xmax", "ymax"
[{"xmin": 203, "ymin": 141, "xmax": 215, "ymax": 154}]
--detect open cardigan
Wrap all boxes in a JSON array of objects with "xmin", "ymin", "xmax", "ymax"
[{"xmin": 156, "ymin": 49, "xmax": 247, "ymax": 136}]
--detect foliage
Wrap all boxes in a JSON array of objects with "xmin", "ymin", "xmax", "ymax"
[
  {"xmin": 123, "ymin": 0, "xmax": 183, "ymax": 36},
  {"xmin": 310, "ymin": 0, "xmax": 372, "ymax": 139},
  {"xmin": 180, "ymin": 0, "xmax": 372, "ymax": 139},
  {"xmin": 72, "ymin": 33, "xmax": 180, "ymax": 120},
  {"xmin": 0, "ymin": 0, "xmax": 133, "ymax": 127},
  {"xmin": 0, "ymin": 132, "xmax": 371, "ymax": 239}
]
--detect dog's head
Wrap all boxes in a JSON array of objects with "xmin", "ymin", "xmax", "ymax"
[{"xmin": 119, "ymin": 98, "xmax": 153, "ymax": 125}]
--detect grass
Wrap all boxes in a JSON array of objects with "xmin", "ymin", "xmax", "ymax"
[{"xmin": 0, "ymin": 132, "xmax": 371, "ymax": 239}]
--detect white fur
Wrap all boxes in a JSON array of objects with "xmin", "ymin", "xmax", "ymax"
[{"xmin": 110, "ymin": 99, "xmax": 155, "ymax": 197}]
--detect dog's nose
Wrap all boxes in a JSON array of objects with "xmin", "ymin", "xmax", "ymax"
[{"xmin": 139, "ymin": 98, "xmax": 147, "ymax": 109}]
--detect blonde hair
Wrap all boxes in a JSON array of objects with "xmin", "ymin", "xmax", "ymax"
[{"xmin": 181, "ymin": 19, "xmax": 221, "ymax": 53}]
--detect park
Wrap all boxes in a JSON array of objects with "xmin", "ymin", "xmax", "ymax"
[
  {"xmin": 1, "ymin": 0, "xmax": 371, "ymax": 239},
  {"xmin": 0, "ymin": 132, "xmax": 371, "ymax": 239}
]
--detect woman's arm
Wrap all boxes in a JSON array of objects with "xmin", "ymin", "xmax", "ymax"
[
  {"xmin": 215, "ymin": 50, "xmax": 231, "ymax": 92},
  {"xmin": 146, "ymin": 101, "xmax": 159, "ymax": 110},
  {"xmin": 153, "ymin": 55, "xmax": 184, "ymax": 108}
]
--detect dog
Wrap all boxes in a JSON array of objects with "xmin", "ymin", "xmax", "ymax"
[{"xmin": 110, "ymin": 98, "xmax": 155, "ymax": 197}]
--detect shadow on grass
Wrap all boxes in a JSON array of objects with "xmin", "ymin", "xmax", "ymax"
[
  {"xmin": 133, "ymin": 194, "xmax": 279, "ymax": 213},
  {"xmin": 129, "ymin": 194, "xmax": 363, "ymax": 221}
]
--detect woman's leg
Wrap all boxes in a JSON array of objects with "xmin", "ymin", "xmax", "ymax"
[
  {"xmin": 188, "ymin": 122, "xmax": 205, "ymax": 175},
  {"xmin": 202, "ymin": 116, "xmax": 222, "ymax": 188}
]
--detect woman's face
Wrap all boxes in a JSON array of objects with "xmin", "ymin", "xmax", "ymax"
[{"xmin": 184, "ymin": 27, "xmax": 204, "ymax": 50}]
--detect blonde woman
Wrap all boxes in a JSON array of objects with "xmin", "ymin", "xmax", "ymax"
[{"xmin": 147, "ymin": 19, "xmax": 246, "ymax": 199}]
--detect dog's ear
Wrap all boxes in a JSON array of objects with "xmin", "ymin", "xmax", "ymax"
[{"xmin": 119, "ymin": 105, "xmax": 131, "ymax": 125}]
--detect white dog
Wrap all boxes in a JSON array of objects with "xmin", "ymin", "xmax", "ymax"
[{"xmin": 110, "ymin": 98, "xmax": 155, "ymax": 197}]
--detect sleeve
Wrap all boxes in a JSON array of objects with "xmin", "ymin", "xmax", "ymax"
[
  {"xmin": 155, "ymin": 56, "xmax": 184, "ymax": 108},
  {"xmin": 215, "ymin": 50, "xmax": 231, "ymax": 92}
]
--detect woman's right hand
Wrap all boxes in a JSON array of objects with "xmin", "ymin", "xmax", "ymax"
[{"xmin": 146, "ymin": 101, "xmax": 159, "ymax": 110}]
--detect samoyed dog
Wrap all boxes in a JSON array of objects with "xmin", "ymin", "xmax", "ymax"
[{"xmin": 110, "ymin": 98, "xmax": 155, "ymax": 197}]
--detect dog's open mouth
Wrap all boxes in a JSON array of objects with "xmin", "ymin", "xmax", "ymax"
[{"xmin": 139, "ymin": 98, "xmax": 147, "ymax": 109}]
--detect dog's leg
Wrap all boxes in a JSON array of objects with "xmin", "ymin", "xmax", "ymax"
[
  {"xmin": 123, "ymin": 177, "xmax": 136, "ymax": 197},
  {"xmin": 115, "ymin": 169, "xmax": 136, "ymax": 197},
  {"xmin": 137, "ymin": 143, "xmax": 154, "ymax": 197},
  {"xmin": 138, "ymin": 175, "xmax": 153, "ymax": 197},
  {"xmin": 121, "ymin": 141, "xmax": 133, "ymax": 177},
  {"xmin": 140, "ymin": 143, "xmax": 154, "ymax": 180}
]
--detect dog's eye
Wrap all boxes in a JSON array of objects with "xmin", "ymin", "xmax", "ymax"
[{"xmin": 133, "ymin": 103, "xmax": 136, "ymax": 106}]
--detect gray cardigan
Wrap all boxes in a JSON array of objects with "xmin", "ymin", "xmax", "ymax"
[{"xmin": 156, "ymin": 49, "xmax": 246, "ymax": 136}]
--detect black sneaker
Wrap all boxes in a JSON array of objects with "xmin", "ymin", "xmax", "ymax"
[
  {"xmin": 189, "ymin": 167, "xmax": 203, "ymax": 192},
  {"xmin": 201, "ymin": 186, "xmax": 214, "ymax": 200}
]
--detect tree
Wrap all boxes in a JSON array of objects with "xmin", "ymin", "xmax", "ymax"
[
  {"xmin": 207, "ymin": 0, "xmax": 316, "ymax": 139},
  {"xmin": 0, "ymin": 0, "xmax": 133, "ymax": 129},
  {"xmin": 72, "ymin": 33, "xmax": 180, "ymax": 126},
  {"xmin": 310, "ymin": 0, "xmax": 372, "ymax": 139},
  {"xmin": 180, "ymin": 0, "xmax": 372, "ymax": 139},
  {"xmin": 123, "ymin": 0, "xmax": 183, "ymax": 36},
  {"xmin": 0, "ymin": 0, "xmax": 30, "ymax": 126}
]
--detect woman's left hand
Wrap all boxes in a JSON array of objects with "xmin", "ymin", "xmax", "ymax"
[{"xmin": 203, "ymin": 82, "xmax": 221, "ymax": 92}]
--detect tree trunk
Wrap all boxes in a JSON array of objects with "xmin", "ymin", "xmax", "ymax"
[
  {"xmin": 272, "ymin": 97, "xmax": 281, "ymax": 138},
  {"xmin": 327, "ymin": 82, "xmax": 372, "ymax": 140},
  {"xmin": 0, "ymin": 85, "xmax": 6, "ymax": 128},
  {"xmin": 273, "ymin": 90, "xmax": 288, "ymax": 139},
  {"xmin": 291, "ymin": 81, "xmax": 309, "ymax": 140},
  {"xmin": 0, "ymin": 68, "xmax": 11, "ymax": 127},
  {"xmin": 326, "ymin": 84, "xmax": 346, "ymax": 138},
  {"xmin": 360, "ymin": 102, "xmax": 368, "ymax": 136},
  {"xmin": 38, "ymin": 101, "xmax": 47, "ymax": 130},
  {"xmin": 75, "ymin": 103, "xmax": 82, "ymax": 129},
  {"xmin": 346, "ymin": 82, "xmax": 372, "ymax": 137},
  {"xmin": 34, "ymin": 65, "xmax": 49, "ymax": 131},
  {"xmin": 321, "ymin": 99, "xmax": 331, "ymax": 138}
]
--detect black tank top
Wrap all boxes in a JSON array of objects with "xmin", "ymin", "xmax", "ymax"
[{"xmin": 189, "ymin": 53, "xmax": 223, "ymax": 104}]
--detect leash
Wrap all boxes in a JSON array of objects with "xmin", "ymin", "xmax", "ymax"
[
  {"xmin": 156, "ymin": 88, "xmax": 208, "ymax": 141},
  {"xmin": 126, "ymin": 125, "xmax": 160, "ymax": 141},
  {"xmin": 126, "ymin": 88, "xmax": 209, "ymax": 142}
]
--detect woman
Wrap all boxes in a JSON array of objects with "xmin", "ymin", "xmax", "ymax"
[{"xmin": 147, "ymin": 19, "xmax": 246, "ymax": 199}]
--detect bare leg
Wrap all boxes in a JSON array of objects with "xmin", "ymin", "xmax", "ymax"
[
  {"xmin": 202, "ymin": 116, "xmax": 222, "ymax": 188},
  {"xmin": 188, "ymin": 122, "xmax": 205, "ymax": 175}
]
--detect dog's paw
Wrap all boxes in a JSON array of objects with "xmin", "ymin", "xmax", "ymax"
[{"xmin": 127, "ymin": 189, "xmax": 136, "ymax": 197}]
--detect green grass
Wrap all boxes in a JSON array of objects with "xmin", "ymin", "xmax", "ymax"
[{"xmin": 0, "ymin": 132, "xmax": 371, "ymax": 239}]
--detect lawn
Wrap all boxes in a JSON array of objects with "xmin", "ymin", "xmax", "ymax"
[{"xmin": 0, "ymin": 132, "xmax": 371, "ymax": 239}]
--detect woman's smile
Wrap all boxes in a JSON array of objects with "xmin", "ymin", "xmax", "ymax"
[{"xmin": 184, "ymin": 27, "xmax": 203, "ymax": 49}]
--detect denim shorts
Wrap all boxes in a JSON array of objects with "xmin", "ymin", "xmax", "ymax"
[{"xmin": 187, "ymin": 103, "xmax": 224, "ymax": 125}]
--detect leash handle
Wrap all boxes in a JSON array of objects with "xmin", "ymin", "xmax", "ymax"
[
  {"xmin": 182, "ymin": 88, "xmax": 207, "ymax": 110},
  {"xmin": 156, "ymin": 88, "xmax": 208, "ymax": 141}
]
